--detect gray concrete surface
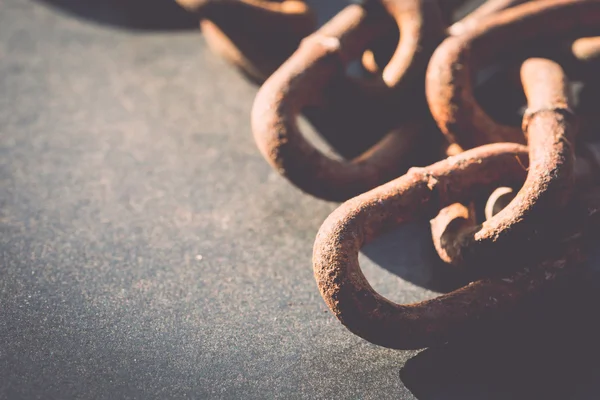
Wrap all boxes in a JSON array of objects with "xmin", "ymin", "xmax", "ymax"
[{"xmin": 1, "ymin": 1, "xmax": 600, "ymax": 399}]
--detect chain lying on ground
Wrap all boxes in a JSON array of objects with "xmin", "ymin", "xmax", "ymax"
[
  {"xmin": 178, "ymin": 0, "xmax": 600, "ymax": 349},
  {"xmin": 251, "ymin": 1, "xmax": 446, "ymax": 200},
  {"xmin": 313, "ymin": 142, "xmax": 600, "ymax": 349},
  {"xmin": 251, "ymin": 0, "xmax": 574, "ymax": 201},
  {"xmin": 431, "ymin": 58, "xmax": 578, "ymax": 270}
]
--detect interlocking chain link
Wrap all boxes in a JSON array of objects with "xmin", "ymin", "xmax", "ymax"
[{"xmin": 177, "ymin": 0, "xmax": 600, "ymax": 349}]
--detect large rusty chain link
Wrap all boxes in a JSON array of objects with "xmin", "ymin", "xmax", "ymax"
[{"xmin": 177, "ymin": 0, "xmax": 600, "ymax": 349}]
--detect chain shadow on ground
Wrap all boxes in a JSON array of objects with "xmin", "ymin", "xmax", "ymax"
[
  {"xmin": 398, "ymin": 265, "xmax": 600, "ymax": 399},
  {"xmin": 358, "ymin": 188, "xmax": 600, "ymax": 399},
  {"xmin": 26, "ymin": 2, "xmax": 600, "ymax": 398},
  {"xmin": 35, "ymin": 0, "xmax": 198, "ymax": 30},
  {"xmin": 359, "ymin": 211, "xmax": 600, "ymax": 398},
  {"xmin": 361, "ymin": 222, "xmax": 472, "ymax": 294},
  {"xmin": 33, "ymin": 0, "xmax": 349, "ymax": 33}
]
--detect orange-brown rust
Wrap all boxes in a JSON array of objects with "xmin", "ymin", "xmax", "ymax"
[
  {"xmin": 251, "ymin": 1, "xmax": 447, "ymax": 201},
  {"xmin": 358, "ymin": 0, "xmax": 445, "ymax": 96},
  {"xmin": 430, "ymin": 58, "xmax": 577, "ymax": 268},
  {"xmin": 437, "ymin": 140, "xmax": 600, "ymax": 270},
  {"xmin": 313, "ymin": 144, "xmax": 531, "ymax": 349},
  {"xmin": 430, "ymin": 202, "xmax": 476, "ymax": 264},
  {"xmin": 432, "ymin": 89, "xmax": 600, "ymax": 270},
  {"xmin": 426, "ymin": 0, "xmax": 600, "ymax": 149},
  {"xmin": 361, "ymin": 0, "xmax": 532, "ymax": 76},
  {"xmin": 313, "ymin": 142, "xmax": 600, "ymax": 349},
  {"xmin": 176, "ymin": 0, "xmax": 316, "ymax": 82}
]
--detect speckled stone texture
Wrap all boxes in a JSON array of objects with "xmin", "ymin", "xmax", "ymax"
[{"xmin": 2, "ymin": 1, "xmax": 600, "ymax": 399}]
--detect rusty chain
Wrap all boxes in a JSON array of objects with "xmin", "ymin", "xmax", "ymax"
[
  {"xmin": 177, "ymin": 0, "xmax": 600, "ymax": 349},
  {"xmin": 313, "ymin": 142, "xmax": 600, "ymax": 349}
]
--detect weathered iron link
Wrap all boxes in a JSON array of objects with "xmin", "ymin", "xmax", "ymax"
[
  {"xmin": 430, "ymin": 58, "xmax": 578, "ymax": 269},
  {"xmin": 362, "ymin": 0, "xmax": 471, "ymax": 74},
  {"xmin": 426, "ymin": 0, "xmax": 600, "ymax": 148},
  {"xmin": 314, "ymin": 46, "xmax": 598, "ymax": 347},
  {"xmin": 175, "ymin": 0, "xmax": 316, "ymax": 82},
  {"xmin": 313, "ymin": 142, "xmax": 600, "ymax": 349},
  {"xmin": 251, "ymin": 0, "xmax": 570, "ymax": 201},
  {"xmin": 178, "ymin": 0, "xmax": 475, "ymax": 83},
  {"xmin": 457, "ymin": 35, "xmax": 600, "ymax": 136},
  {"xmin": 251, "ymin": 1, "xmax": 448, "ymax": 201},
  {"xmin": 484, "ymin": 143, "xmax": 600, "ymax": 220},
  {"xmin": 173, "ymin": 0, "xmax": 600, "ymax": 351},
  {"xmin": 433, "ymin": 138, "xmax": 600, "ymax": 276},
  {"xmin": 430, "ymin": 57, "xmax": 600, "ymax": 273},
  {"xmin": 313, "ymin": 143, "xmax": 529, "ymax": 349},
  {"xmin": 360, "ymin": 0, "xmax": 544, "ymax": 77}
]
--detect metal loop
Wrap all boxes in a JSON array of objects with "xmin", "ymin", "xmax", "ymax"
[
  {"xmin": 313, "ymin": 143, "xmax": 544, "ymax": 349},
  {"xmin": 252, "ymin": 1, "xmax": 446, "ymax": 200},
  {"xmin": 426, "ymin": 0, "xmax": 600, "ymax": 149},
  {"xmin": 430, "ymin": 58, "xmax": 577, "ymax": 268},
  {"xmin": 433, "ymin": 139, "xmax": 600, "ymax": 274}
]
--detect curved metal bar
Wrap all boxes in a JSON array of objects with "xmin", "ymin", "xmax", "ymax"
[
  {"xmin": 252, "ymin": 1, "xmax": 446, "ymax": 200},
  {"xmin": 431, "ymin": 58, "xmax": 577, "ymax": 267},
  {"xmin": 426, "ymin": 0, "xmax": 600, "ymax": 148},
  {"xmin": 312, "ymin": 143, "xmax": 556, "ymax": 350}
]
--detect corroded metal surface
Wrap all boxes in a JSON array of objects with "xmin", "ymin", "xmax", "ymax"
[
  {"xmin": 313, "ymin": 142, "xmax": 600, "ymax": 349},
  {"xmin": 173, "ymin": 0, "xmax": 600, "ymax": 351},
  {"xmin": 313, "ymin": 144, "xmax": 529, "ymax": 348},
  {"xmin": 434, "ymin": 58, "xmax": 577, "ymax": 267},
  {"xmin": 249, "ymin": 0, "xmax": 573, "ymax": 200},
  {"xmin": 251, "ymin": 1, "xmax": 447, "ymax": 200},
  {"xmin": 426, "ymin": 0, "xmax": 600, "ymax": 148},
  {"xmin": 431, "ymin": 139, "xmax": 600, "ymax": 274}
]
